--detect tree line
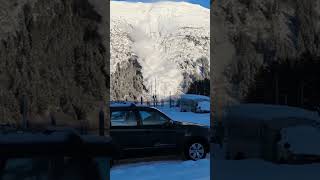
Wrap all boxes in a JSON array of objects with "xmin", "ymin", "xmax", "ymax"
[{"xmin": 246, "ymin": 52, "xmax": 320, "ymax": 111}]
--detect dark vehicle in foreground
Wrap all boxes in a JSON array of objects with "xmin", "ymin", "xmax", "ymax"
[
  {"xmin": 0, "ymin": 128, "xmax": 113, "ymax": 180},
  {"xmin": 110, "ymin": 103, "xmax": 210, "ymax": 161}
]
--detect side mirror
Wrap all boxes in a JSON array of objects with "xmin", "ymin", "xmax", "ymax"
[
  {"xmin": 164, "ymin": 120, "xmax": 173, "ymax": 127},
  {"xmin": 284, "ymin": 142, "xmax": 291, "ymax": 149}
]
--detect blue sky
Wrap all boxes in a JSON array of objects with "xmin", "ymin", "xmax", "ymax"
[{"xmin": 113, "ymin": 0, "xmax": 210, "ymax": 9}]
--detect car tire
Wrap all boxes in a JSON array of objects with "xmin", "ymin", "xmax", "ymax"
[
  {"xmin": 0, "ymin": 158, "xmax": 7, "ymax": 171},
  {"xmin": 109, "ymin": 159, "xmax": 114, "ymax": 168},
  {"xmin": 184, "ymin": 141, "xmax": 207, "ymax": 161}
]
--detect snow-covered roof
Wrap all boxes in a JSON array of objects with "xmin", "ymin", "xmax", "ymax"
[
  {"xmin": 180, "ymin": 94, "xmax": 210, "ymax": 101},
  {"xmin": 225, "ymin": 103, "xmax": 320, "ymax": 122}
]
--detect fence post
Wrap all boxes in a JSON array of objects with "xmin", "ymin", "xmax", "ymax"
[
  {"xmin": 97, "ymin": 102, "xmax": 110, "ymax": 180},
  {"xmin": 20, "ymin": 95, "xmax": 28, "ymax": 129},
  {"xmin": 99, "ymin": 103, "xmax": 105, "ymax": 137},
  {"xmin": 50, "ymin": 112, "xmax": 56, "ymax": 126}
]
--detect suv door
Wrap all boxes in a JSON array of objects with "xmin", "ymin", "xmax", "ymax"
[
  {"xmin": 110, "ymin": 108, "xmax": 147, "ymax": 158},
  {"xmin": 137, "ymin": 108, "xmax": 185, "ymax": 155}
]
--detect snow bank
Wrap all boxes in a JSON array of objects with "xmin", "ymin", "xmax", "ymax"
[
  {"xmin": 280, "ymin": 126, "xmax": 320, "ymax": 155},
  {"xmin": 180, "ymin": 94, "xmax": 210, "ymax": 101}
]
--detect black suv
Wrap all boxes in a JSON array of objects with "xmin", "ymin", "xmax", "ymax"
[{"xmin": 110, "ymin": 103, "xmax": 209, "ymax": 161}]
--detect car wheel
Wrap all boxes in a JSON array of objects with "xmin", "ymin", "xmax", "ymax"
[
  {"xmin": 185, "ymin": 141, "xmax": 207, "ymax": 161},
  {"xmin": 0, "ymin": 158, "xmax": 7, "ymax": 171},
  {"xmin": 110, "ymin": 159, "xmax": 115, "ymax": 168}
]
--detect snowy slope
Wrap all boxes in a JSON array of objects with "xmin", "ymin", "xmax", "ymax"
[{"xmin": 111, "ymin": 1, "xmax": 210, "ymax": 100}]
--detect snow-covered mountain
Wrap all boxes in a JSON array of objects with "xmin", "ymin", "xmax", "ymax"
[{"xmin": 111, "ymin": 1, "xmax": 210, "ymax": 101}]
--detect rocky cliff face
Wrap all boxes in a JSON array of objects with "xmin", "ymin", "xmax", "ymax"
[
  {"xmin": 111, "ymin": 56, "xmax": 146, "ymax": 101},
  {"xmin": 0, "ymin": 0, "xmax": 108, "ymax": 129},
  {"xmin": 212, "ymin": 0, "xmax": 320, "ymax": 104}
]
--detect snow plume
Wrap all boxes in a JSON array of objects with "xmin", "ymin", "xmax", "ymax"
[{"xmin": 128, "ymin": 8, "xmax": 183, "ymax": 99}]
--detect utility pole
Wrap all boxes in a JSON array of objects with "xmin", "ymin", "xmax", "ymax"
[
  {"xmin": 300, "ymin": 81, "xmax": 304, "ymax": 106},
  {"xmin": 275, "ymin": 72, "xmax": 279, "ymax": 104},
  {"xmin": 99, "ymin": 102, "xmax": 105, "ymax": 137},
  {"xmin": 195, "ymin": 82, "xmax": 198, "ymax": 95},
  {"xmin": 155, "ymin": 78, "xmax": 157, "ymax": 107},
  {"xmin": 169, "ymin": 91, "xmax": 172, "ymax": 108}
]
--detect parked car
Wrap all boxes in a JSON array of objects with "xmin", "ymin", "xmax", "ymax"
[
  {"xmin": 110, "ymin": 103, "xmax": 210, "ymax": 161},
  {"xmin": 222, "ymin": 103, "xmax": 320, "ymax": 163},
  {"xmin": 178, "ymin": 94, "xmax": 210, "ymax": 113}
]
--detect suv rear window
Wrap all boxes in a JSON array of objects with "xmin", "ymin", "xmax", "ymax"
[{"xmin": 111, "ymin": 110, "xmax": 137, "ymax": 126}]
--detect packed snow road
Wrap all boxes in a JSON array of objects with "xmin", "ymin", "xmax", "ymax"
[
  {"xmin": 111, "ymin": 159, "xmax": 209, "ymax": 180},
  {"xmin": 111, "ymin": 152, "xmax": 320, "ymax": 180}
]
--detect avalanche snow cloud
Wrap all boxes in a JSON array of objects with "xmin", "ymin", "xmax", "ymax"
[{"xmin": 111, "ymin": 1, "xmax": 210, "ymax": 100}]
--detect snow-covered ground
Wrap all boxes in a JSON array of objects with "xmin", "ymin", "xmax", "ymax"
[
  {"xmin": 112, "ymin": 146, "xmax": 320, "ymax": 180},
  {"xmin": 111, "ymin": 159, "xmax": 209, "ymax": 180}
]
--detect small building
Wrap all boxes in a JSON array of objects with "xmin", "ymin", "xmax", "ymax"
[{"xmin": 178, "ymin": 94, "xmax": 210, "ymax": 113}]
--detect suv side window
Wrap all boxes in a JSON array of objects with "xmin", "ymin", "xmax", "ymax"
[
  {"xmin": 111, "ymin": 110, "xmax": 137, "ymax": 126},
  {"xmin": 139, "ymin": 110, "xmax": 168, "ymax": 125}
]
